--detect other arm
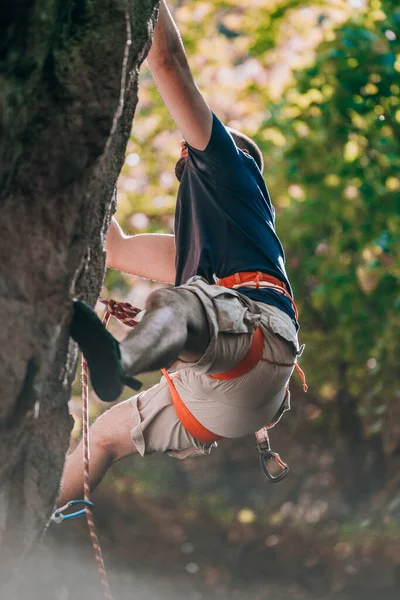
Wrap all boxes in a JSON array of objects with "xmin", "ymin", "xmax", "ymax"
[
  {"xmin": 147, "ymin": 0, "xmax": 213, "ymax": 150},
  {"xmin": 105, "ymin": 218, "xmax": 176, "ymax": 284}
]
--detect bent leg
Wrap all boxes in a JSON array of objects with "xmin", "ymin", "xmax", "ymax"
[
  {"xmin": 70, "ymin": 288, "xmax": 210, "ymax": 402},
  {"xmin": 59, "ymin": 376, "xmax": 214, "ymax": 505},
  {"xmin": 120, "ymin": 287, "xmax": 210, "ymax": 376},
  {"xmin": 58, "ymin": 399, "xmax": 137, "ymax": 506}
]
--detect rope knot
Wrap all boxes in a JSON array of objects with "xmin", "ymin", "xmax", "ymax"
[
  {"xmin": 107, "ymin": 298, "xmax": 118, "ymax": 315},
  {"xmin": 99, "ymin": 297, "xmax": 141, "ymax": 328},
  {"xmin": 99, "ymin": 297, "xmax": 117, "ymax": 314}
]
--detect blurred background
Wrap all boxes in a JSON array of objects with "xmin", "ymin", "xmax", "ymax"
[{"xmin": 48, "ymin": 0, "xmax": 400, "ymax": 598}]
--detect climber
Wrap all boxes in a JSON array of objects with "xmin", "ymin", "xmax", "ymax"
[{"xmin": 59, "ymin": 0, "xmax": 303, "ymax": 505}]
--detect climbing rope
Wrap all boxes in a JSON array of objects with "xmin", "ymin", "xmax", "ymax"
[
  {"xmin": 100, "ymin": 298, "xmax": 141, "ymax": 328},
  {"xmin": 51, "ymin": 299, "xmax": 141, "ymax": 599},
  {"xmin": 81, "ymin": 351, "xmax": 112, "ymax": 600},
  {"xmin": 81, "ymin": 299, "xmax": 141, "ymax": 599}
]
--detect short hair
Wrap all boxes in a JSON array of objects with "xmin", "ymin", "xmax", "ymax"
[{"xmin": 227, "ymin": 127, "xmax": 264, "ymax": 173}]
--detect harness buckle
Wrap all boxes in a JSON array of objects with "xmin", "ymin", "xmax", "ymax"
[{"xmin": 51, "ymin": 500, "xmax": 94, "ymax": 524}]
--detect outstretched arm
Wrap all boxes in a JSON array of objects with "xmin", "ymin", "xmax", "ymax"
[
  {"xmin": 105, "ymin": 218, "xmax": 176, "ymax": 283},
  {"xmin": 147, "ymin": 0, "xmax": 213, "ymax": 150}
]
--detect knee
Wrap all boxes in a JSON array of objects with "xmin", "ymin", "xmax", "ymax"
[
  {"xmin": 90, "ymin": 410, "xmax": 136, "ymax": 463},
  {"xmin": 145, "ymin": 287, "xmax": 181, "ymax": 313},
  {"xmin": 90, "ymin": 418, "xmax": 116, "ymax": 460},
  {"xmin": 145, "ymin": 287, "xmax": 200, "ymax": 332},
  {"xmin": 145, "ymin": 288, "xmax": 189, "ymax": 336}
]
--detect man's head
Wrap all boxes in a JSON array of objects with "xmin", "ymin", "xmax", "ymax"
[
  {"xmin": 226, "ymin": 128, "xmax": 264, "ymax": 174},
  {"xmin": 174, "ymin": 130, "xmax": 264, "ymax": 182}
]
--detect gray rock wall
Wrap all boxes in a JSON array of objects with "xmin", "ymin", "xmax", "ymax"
[{"xmin": 0, "ymin": 0, "xmax": 158, "ymax": 593}]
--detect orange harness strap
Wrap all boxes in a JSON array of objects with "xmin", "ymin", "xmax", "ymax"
[
  {"xmin": 218, "ymin": 271, "xmax": 286, "ymax": 289},
  {"xmin": 210, "ymin": 327, "xmax": 265, "ymax": 380},
  {"xmin": 161, "ymin": 326, "xmax": 264, "ymax": 443},
  {"xmin": 216, "ymin": 271, "xmax": 299, "ymax": 320},
  {"xmin": 218, "ymin": 271, "xmax": 307, "ymax": 391},
  {"xmin": 161, "ymin": 368, "xmax": 223, "ymax": 444}
]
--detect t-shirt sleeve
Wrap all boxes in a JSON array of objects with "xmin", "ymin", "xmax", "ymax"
[{"xmin": 186, "ymin": 113, "xmax": 242, "ymax": 169}]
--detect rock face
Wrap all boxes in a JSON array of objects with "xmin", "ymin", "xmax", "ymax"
[{"xmin": 0, "ymin": 0, "xmax": 157, "ymax": 593}]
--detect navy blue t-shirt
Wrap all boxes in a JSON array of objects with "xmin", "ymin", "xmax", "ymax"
[{"xmin": 174, "ymin": 113, "xmax": 298, "ymax": 328}]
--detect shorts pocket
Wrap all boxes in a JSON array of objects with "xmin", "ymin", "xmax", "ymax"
[
  {"xmin": 268, "ymin": 313, "xmax": 299, "ymax": 353},
  {"xmin": 185, "ymin": 276, "xmax": 262, "ymax": 334}
]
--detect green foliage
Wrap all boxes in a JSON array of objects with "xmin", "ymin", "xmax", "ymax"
[
  {"xmin": 260, "ymin": 2, "xmax": 400, "ymax": 431},
  {"xmin": 251, "ymin": 0, "xmax": 331, "ymax": 54}
]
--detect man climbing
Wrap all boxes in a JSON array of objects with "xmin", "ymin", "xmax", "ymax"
[{"xmin": 59, "ymin": 0, "xmax": 304, "ymax": 505}]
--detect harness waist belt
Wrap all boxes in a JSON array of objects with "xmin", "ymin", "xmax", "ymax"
[
  {"xmin": 217, "ymin": 271, "xmax": 288, "ymax": 291},
  {"xmin": 216, "ymin": 271, "xmax": 298, "ymax": 320}
]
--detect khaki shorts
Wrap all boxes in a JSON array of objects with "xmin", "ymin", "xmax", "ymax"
[{"xmin": 131, "ymin": 276, "xmax": 301, "ymax": 459}]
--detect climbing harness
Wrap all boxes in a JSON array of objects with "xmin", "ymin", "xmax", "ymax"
[
  {"xmin": 100, "ymin": 271, "xmax": 307, "ymax": 483},
  {"xmin": 214, "ymin": 271, "xmax": 307, "ymax": 481},
  {"xmin": 216, "ymin": 271, "xmax": 298, "ymax": 316},
  {"xmin": 216, "ymin": 271, "xmax": 307, "ymax": 392}
]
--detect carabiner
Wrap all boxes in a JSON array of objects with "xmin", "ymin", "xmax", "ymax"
[
  {"xmin": 51, "ymin": 500, "xmax": 94, "ymax": 524},
  {"xmin": 258, "ymin": 447, "xmax": 289, "ymax": 483},
  {"xmin": 256, "ymin": 428, "xmax": 289, "ymax": 483}
]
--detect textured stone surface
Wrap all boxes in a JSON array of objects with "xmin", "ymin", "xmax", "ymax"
[{"xmin": 0, "ymin": 0, "xmax": 157, "ymax": 593}]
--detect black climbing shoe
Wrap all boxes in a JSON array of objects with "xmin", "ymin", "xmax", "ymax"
[{"xmin": 70, "ymin": 300, "xmax": 141, "ymax": 402}]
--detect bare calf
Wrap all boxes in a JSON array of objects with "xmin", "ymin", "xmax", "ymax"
[{"xmin": 58, "ymin": 399, "xmax": 136, "ymax": 506}]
